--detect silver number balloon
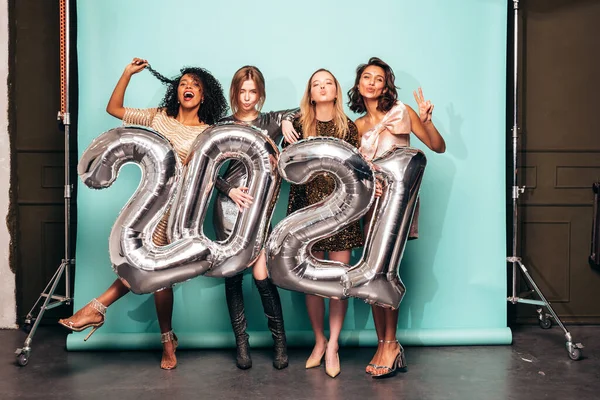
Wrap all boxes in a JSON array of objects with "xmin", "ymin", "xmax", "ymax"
[
  {"xmin": 266, "ymin": 140, "xmax": 425, "ymax": 309},
  {"xmin": 342, "ymin": 146, "xmax": 426, "ymax": 309},
  {"xmin": 266, "ymin": 137, "xmax": 375, "ymax": 298},
  {"xmin": 78, "ymin": 127, "xmax": 213, "ymax": 294},
  {"xmin": 168, "ymin": 122, "xmax": 281, "ymax": 278},
  {"xmin": 79, "ymin": 124, "xmax": 280, "ymax": 294}
]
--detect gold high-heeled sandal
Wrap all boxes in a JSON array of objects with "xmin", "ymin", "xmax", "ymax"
[
  {"xmin": 58, "ymin": 298, "xmax": 106, "ymax": 341},
  {"xmin": 160, "ymin": 330, "xmax": 179, "ymax": 370},
  {"xmin": 372, "ymin": 340, "xmax": 407, "ymax": 379},
  {"xmin": 305, "ymin": 340, "xmax": 328, "ymax": 369}
]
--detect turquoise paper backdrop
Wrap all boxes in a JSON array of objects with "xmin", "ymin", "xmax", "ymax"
[{"xmin": 69, "ymin": 0, "xmax": 511, "ymax": 350}]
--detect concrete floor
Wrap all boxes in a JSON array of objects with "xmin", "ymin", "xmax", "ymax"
[{"xmin": 1, "ymin": 325, "xmax": 598, "ymax": 400}]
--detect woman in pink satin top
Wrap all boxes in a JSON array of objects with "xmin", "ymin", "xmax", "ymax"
[{"xmin": 348, "ymin": 57, "xmax": 446, "ymax": 379}]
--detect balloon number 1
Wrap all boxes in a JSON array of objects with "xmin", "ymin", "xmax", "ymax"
[
  {"xmin": 267, "ymin": 140, "xmax": 426, "ymax": 309},
  {"xmin": 343, "ymin": 147, "xmax": 426, "ymax": 309},
  {"xmin": 78, "ymin": 124, "xmax": 280, "ymax": 294}
]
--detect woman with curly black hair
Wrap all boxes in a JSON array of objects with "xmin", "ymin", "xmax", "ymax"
[
  {"xmin": 348, "ymin": 57, "xmax": 445, "ymax": 379},
  {"xmin": 59, "ymin": 57, "xmax": 228, "ymax": 370}
]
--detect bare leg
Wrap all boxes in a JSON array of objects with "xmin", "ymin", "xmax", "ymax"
[
  {"xmin": 324, "ymin": 250, "xmax": 351, "ymax": 376},
  {"xmin": 305, "ymin": 250, "xmax": 328, "ymax": 367},
  {"xmin": 97, "ymin": 279, "xmax": 131, "ymax": 307},
  {"xmin": 383, "ymin": 308, "xmax": 399, "ymax": 341},
  {"xmin": 58, "ymin": 278, "xmax": 129, "ymax": 328},
  {"xmin": 362, "ymin": 205, "xmax": 386, "ymax": 373},
  {"xmin": 367, "ymin": 305, "xmax": 387, "ymax": 373},
  {"xmin": 251, "ymin": 250, "xmax": 268, "ymax": 281},
  {"xmin": 372, "ymin": 307, "xmax": 402, "ymax": 377},
  {"xmin": 154, "ymin": 288, "xmax": 177, "ymax": 370}
]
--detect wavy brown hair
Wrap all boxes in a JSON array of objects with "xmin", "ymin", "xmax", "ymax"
[
  {"xmin": 299, "ymin": 69, "xmax": 348, "ymax": 139},
  {"xmin": 347, "ymin": 57, "xmax": 398, "ymax": 114},
  {"xmin": 229, "ymin": 66, "xmax": 266, "ymax": 115}
]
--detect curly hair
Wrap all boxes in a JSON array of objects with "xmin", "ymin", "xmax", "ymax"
[
  {"xmin": 347, "ymin": 57, "xmax": 398, "ymax": 115},
  {"xmin": 146, "ymin": 65, "xmax": 228, "ymax": 125}
]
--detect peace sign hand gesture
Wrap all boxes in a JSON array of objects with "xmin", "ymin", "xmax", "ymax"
[{"xmin": 413, "ymin": 87, "xmax": 434, "ymax": 123}]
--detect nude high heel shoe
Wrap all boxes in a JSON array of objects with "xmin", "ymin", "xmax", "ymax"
[
  {"xmin": 58, "ymin": 298, "xmax": 106, "ymax": 341},
  {"xmin": 325, "ymin": 352, "xmax": 340, "ymax": 378},
  {"xmin": 305, "ymin": 340, "xmax": 328, "ymax": 369}
]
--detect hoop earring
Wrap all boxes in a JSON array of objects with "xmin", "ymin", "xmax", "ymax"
[{"xmin": 311, "ymin": 99, "xmax": 316, "ymax": 106}]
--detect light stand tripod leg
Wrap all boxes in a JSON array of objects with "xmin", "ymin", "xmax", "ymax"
[
  {"xmin": 21, "ymin": 265, "xmax": 63, "ymax": 330},
  {"xmin": 515, "ymin": 260, "xmax": 584, "ymax": 360},
  {"xmin": 15, "ymin": 260, "xmax": 69, "ymax": 366}
]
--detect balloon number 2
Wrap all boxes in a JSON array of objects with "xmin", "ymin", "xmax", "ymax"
[
  {"xmin": 78, "ymin": 124, "xmax": 280, "ymax": 294},
  {"xmin": 267, "ymin": 139, "xmax": 426, "ymax": 309},
  {"xmin": 266, "ymin": 138, "xmax": 375, "ymax": 299}
]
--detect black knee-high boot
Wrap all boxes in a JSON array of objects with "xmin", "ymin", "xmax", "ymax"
[
  {"xmin": 254, "ymin": 277, "xmax": 288, "ymax": 369},
  {"xmin": 225, "ymin": 274, "xmax": 252, "ymax": 369}
]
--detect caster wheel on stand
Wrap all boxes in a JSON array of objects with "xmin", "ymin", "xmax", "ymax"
[
  {"xmin": 568, "ymin": 347, "xmax": 582, "ymax": 361},
  {"xmin": 16, "ymin": 352, "xmax": 29, "ymax": 367},
  {"xmin": 539, "ymin": 317, "xmax": 552, "ymax": 329}
]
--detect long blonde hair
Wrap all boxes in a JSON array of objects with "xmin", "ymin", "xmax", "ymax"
[
  {"xmin": 299, "ymin": 69, "xmax": 349, "ymax": 139},
  {"xmin": 229, "ymin": 66, "xmax": 266, "ymax": 115}
]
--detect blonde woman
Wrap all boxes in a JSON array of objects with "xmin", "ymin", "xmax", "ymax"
[{"xmin": 285, "ymin": 69, "xmax": 363, "ymax": 378}]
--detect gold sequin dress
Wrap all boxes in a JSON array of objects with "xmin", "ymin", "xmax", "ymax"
[
  {"xmin": 286, "ymin": 118, "xmax": 364, "ymax": 252},
  {"xmin": 123, "ymin": 107, "xmax": 208, "ymax": 246}
]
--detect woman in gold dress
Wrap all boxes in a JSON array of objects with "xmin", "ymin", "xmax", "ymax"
[
  {"xmin": 285, "ymin": 69, "xmax": 363, "ymax": 378},
  {"xmin": 58, "ymin": 57, "xmax": 227, "ymax": 370}
]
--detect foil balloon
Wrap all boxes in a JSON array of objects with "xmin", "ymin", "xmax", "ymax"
[
  {"xmin": 78, "ymin": 127, "xmax": 212, "ymax": 294},
  {"xmin": 342, "ymin": 146, "xmax": 426, "ymax": 309},
  {"xmin": 79, "ymin": 124, "xmax": 280, "ymax": 294},
  {"xmin": 266, "ymin": 137, "xmax": 375, "ymax": 298},
  {"xmin": 168, "ymin": 122, "xmax": 281, "ymax": 278}
]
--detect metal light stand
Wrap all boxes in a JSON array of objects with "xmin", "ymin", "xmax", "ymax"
[
  {"xmin": 15, "ymin": 0, "xmax": 74, "ymax": 367},
  {"xmin": 506, "ymin": 0, "xmax": 583, "ymax": 361}
]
